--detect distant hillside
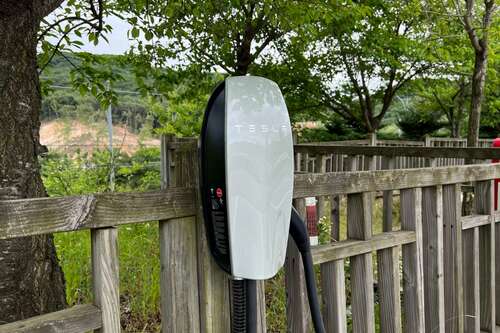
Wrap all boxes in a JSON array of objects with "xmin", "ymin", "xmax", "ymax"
[
  {"xmin": 40, "ymin": 53, "xmax": 157, "ymax": 137},
  {"xmin": 41, "ymin": 119, "xmax": 160, "ymax": 155},
  {"xmin": 41, "ymin": 53, "xmax": 140, "ymax": 92}
]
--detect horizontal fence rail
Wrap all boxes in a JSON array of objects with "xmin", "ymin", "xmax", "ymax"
[
  {"xmin": 295, "ymin": 136, "xmax": 498, "ymax": 172},
  {"xmin": 295, "ymin": 144, "xmax": 500, "ymax": 160},
  {"xmin": 0, "ymin": 187, "xmax": 196, "ymax": 239},
  {"xmin": 294, "ymin": 163, "xmax": 500, "ymax": 197},
  {"xmin": 0, "ymin": 304, "xmax": 102, "ymax": 333}
]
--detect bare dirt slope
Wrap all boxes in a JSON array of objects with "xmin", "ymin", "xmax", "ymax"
[{"xmin": 40, "ymin": 120, "xmax": 160, "ymax": 155}]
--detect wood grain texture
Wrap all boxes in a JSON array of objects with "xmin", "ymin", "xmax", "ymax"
[
  {"xmin": 160, "ymin": 217, "xmax": 200, "ymax": 332},
  {"xmin": 330, "ymin": 195, "xmax": 341, "ymax": 242},
  {"xmin": 422, "ymin": 186, "xmax": 445, "ymax": 333},
  {"xmin": 463, "ymin": 227, "xmax": 481, "ymax": 333},
  {"xmin": 173, "ymin": 137, "xmax": 232, "ymax": 333},
  {"xmin": 400, "ymin": 188, "xmax": 425, "ymax": 333},
  {"xmin": 320, "ymin": 188, "xmax": 345, "ymax": 331},
  {"xmin": 382, "ymin": 157, "xmax": 395, "ymax": 232},
  {"xmin": 377, "ymin": 247, "xmax": 402, "ymax": 333},
  {"xmin": 442, "ymin": 184, "xmax": 464, "ymax": 333},
  {"xmin": 0, "ymin": 304, "xmax": 102, "ymax": 333},
  {"xmin": 293, "ymin": 164, "xmax": 500, "ymax": 198},
  {"xmin": 316, "ymin": 155, "xmax": 327, "ymax": 224},
  {"xmin": 285, "ymin": 198, "xmax": 311, "ymax": 333},
  {"xmin": 377, "ymin": 153, "xmax": 401, "ymax": 333},
  {"xmin": 320, "ymin": 260, "xmax": 347, "ymax": 333},
  {"xmin": 462, "ymin": 214, "xmax": 491, "ymax": 229},
  {"xmin": 196, "ymin": 217, "xmax": 231, "ymax": 333},
  {"xmin": 0, "ymin": 187, "xmax": 196, "ymax": 240},
  {"xmin": 312, "ymin": 230, "xmax": 415, "ymax": 264},
  {"xmin": 476, "ymin": 181, "xmax": 496, "ymax": 332},
  {"xmin": 160, "ymin": 136, "xmax": 202, "ymax": 333},
  {"xmin": 256, "ymin": 281, "xmax": 267, "ymax": 333},
  {"xmin": 91, "ymin": 227, "xmax": 120, "ymax": 333},
  {"xmin": 294, "ymin": 144, "xmax": 500, "ymax": 160},
  {"xmin": 347, "ymin": 192, "xmax": 375, "ymax": 333}
]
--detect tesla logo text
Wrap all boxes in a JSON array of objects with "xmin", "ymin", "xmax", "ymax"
[{"xmin": 234, "ymin": 124, "xmax": 288, "ymax": 133}]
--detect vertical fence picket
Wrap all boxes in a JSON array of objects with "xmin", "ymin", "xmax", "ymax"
[
  {"xmin": 92, "ymin": 227, "xmax": 120, "ymax": 333},
  {"xmin": 159, "ymin": 136, "xmax": 201, "ymax": 332},
  {"xmin": 422, "ymin": 185, "xmax": 445, "ymax": 333},
  {"xmin": 347, "ymin": 192, "xmax": 375, "ymax": 333},
  {"xmin": 382, "ymin": 157, "xmax": 395, "ymax": 231},
  {"xmin": 377, "ymin": 155, "xmax": 401, "ymax": 333},
  {"xmin": 463, "ymin": 227, "xmax": 480, "ymax": 332},
  {"xmin": 442, "ymin": 184, "xmax": 464, "ymax": 333},
  {"xmin": 400, "ymin": 188, "xmax": 425, "ymax": 333},
  {"xmin": 286, "ymin": 198, "xmax": 310, "ymax": 332},
  {"xmin": 317, "ymin": 155, "xmax": 327, "ymax": 222},
  {"xmin": 196, "ymin": 211, "xmax": 231, "ymax": 333},
  {"xmin": 321, "ymin": 173, "xmax": 346, "ymax": 332},
  {"xmin": 475, "ymin": 180, "xmax": 496, "ymax": 331},
  {"xmin": 320, "ymin": 259, "xmax": 347, "ymax": 332},
  {"xmin": 377, "ymin": 247, "xmax": 401, "ymax": 333}
]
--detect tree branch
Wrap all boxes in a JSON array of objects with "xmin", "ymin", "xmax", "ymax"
[
  {"xmin": 38, "ymin": 21, "xmax": 88, "ymax": 74},
  {"xmin": 38, "ymin": 16, "xmax": 99, "ymax": 42},
  {"xmin": 463, "ymin": 0, "xmax": 483, "ymax": 52},
  {"xmin": 250, "ymin": 30, "xmax": 281, "ymax": 63}
]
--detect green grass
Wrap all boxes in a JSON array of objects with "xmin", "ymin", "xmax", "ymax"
[{"xmin": 54, "ymin": 223, "xmax": 162, "ymax": 331}]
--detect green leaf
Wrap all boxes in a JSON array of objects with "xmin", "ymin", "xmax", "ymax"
[{"xmin": 131, "ymin": 27, "xmax": 140, "ymax": 38}]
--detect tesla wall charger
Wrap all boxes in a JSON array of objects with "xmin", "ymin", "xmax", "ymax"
[{"xmin": 200, "ymin": 76, "xmax": 294, "ymax": 280}]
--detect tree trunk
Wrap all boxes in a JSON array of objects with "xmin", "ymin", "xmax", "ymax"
[
  {"xmin": 0, "ymin": 4, "xmax": 66, "ymax": 324},
  {"xmin": 467, "ymin": 49, "xmax": 488, "ymax": 147},
  {"xmin": 453, "ymin": 82, "xmax": 467, "ymax": 138}
]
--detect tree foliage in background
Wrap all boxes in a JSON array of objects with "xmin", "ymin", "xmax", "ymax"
[
  {"xmin": 147, "ymin": 69, "xmax": 222, "ymax": 137},
  {"xmin": 427, "ymin": 0, "xmax": 498, "ymax": 146},
  {"xmin": 408, "ymin": 78, "xmax": 470, "ymax": 138},
  {"xmin": 126, "ymin": 0, "xmax": 318, "ymax": 75},
  {"xmin": 397, "ymin": 105, "xmax": 446, "ymax": 139},
  {"xmin": 297, "ymin": 0, "xmax": 439, "ymax": 133}
]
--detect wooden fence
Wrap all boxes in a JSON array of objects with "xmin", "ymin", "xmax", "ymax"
[
  {"xmin": 1, "ymin": 136, "xmax": 500, "ymax": 332},
  {"xmin": 298, "ymin": 136, "xmax": 496, "ymax": 172}
]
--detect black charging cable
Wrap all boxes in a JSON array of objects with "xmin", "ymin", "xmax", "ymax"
[
  {"xmin": 289, "ymin": 207, "xmax": 326, "ymax": 333},
  {"xmin": 231, "ymin": 279, "xmax": 257, "ymax": 333},
  {"xmin": 231, "ymin": 208, "xmax": 326, "ymax": 333}
]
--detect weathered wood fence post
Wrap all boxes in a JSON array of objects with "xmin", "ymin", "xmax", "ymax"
[
  {"xmin": 159, "ymin": 135, "xmax": 201, "ymax": 332},
  {"xmin": 442, "ymin": 184, "xmax": 464, "ymax": 332},
  {"xmin": 400, "ymin": 188, "xmax": 425, "ymax": 332},
  {"xmin": 92, "ymin": 227, "xmax": 120, "ymax": 333},
  {"xmin": 476, "ymin": 180, "xmax": 496, "ymax": 331},
  {"xmin": 422, "ymin": 185, "xmax": 445, "ymax": 333}
]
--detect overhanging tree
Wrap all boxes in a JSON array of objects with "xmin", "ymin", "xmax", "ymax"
[{"xmin": 127, "ymin": 0, "xmax": 318, "ymax": 75}]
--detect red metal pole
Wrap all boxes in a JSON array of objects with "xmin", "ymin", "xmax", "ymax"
[{"xmin": 305, "ymin": 197, "xmax": 319, "ymax": 245}]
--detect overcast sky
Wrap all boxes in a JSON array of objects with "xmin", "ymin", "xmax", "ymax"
[{"xmin": 77, "ymin": 16, "xmax": 133, "ymax": 54}]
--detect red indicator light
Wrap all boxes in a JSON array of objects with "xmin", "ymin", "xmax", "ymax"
[{"xmin": 216, "ymin": 188, "xmax": 223, "ymax": 198}]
